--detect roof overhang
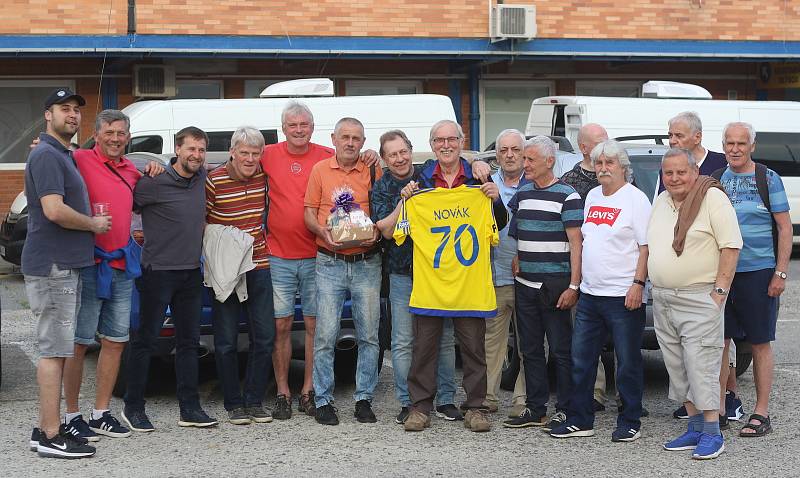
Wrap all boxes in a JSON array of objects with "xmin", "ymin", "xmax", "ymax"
[{"xmin": 1, "ymin": 35, "xmax": 799, "ymax": 61}]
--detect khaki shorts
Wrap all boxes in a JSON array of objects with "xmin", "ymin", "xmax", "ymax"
[
  {"xmin": 652, "ymin": 283, "xmax": 723, "ymax": 411},
  {"xmin": 25, "ymin": 264, "xmax": 82, "ymax": 358}
]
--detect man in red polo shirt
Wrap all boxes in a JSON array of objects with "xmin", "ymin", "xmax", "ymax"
[
  {"xmin": 62, "ymin": 109, "xmax": 163, "ymax": 441},
  {"xmin": 261, "ymin": 101, "xmax": 378, "ymax": 419}
]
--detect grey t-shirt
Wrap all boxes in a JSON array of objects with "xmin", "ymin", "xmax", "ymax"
[
  {"xmin": 134, "ymin": 161, "xmax": 206, "ymax": 270},
  {"xmin": 21, "ymin": 134, "xmax": 94, "ymax": 276}
]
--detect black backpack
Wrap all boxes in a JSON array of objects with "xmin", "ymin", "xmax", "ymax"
[{"xmin": 711, "ymin": 163, "xmax": 778, "ymax": 258}]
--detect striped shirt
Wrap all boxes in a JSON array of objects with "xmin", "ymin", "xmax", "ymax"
[
  {"xmin": 508, "ymin": 180, "xmax": 583, "ymax": 285},
  {"xmin": 206, "ymin": 162, "xmax": 269, "ymax": 269}
]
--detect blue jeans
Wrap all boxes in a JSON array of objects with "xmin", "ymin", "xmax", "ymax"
[
  {"xmin": 313, "ymin": 252, "xmax": 381, "ymax": 407},
  {"xmin": 211, "ymin": 268, "xmax": 276, "ymax": 411},
  {"xmin": 515, "ymin": 282, "xmax": 573, "ymax": 419},
  {"xmin": 125, "ymin": 268, "xmax": 203, "ymax": 412},
  {"xmin": 389, "ymin": 273, "xmax": 456, "ymax": 407},
  {"xmin": 571, "ymin": 294, "xmax": 645, "ymax": 429},
  {"xmin": 75, "ymin": 265, "xmax": 134, "ymax": 345}
]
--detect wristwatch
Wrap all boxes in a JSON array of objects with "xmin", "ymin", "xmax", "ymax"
[
  {"xmin": 568, "ymin": 284, "xmax": 580, "ymax": 291},
  {"xmin": 713, "ymin": 287, "xmax": 728, "ymax": 296},
  {"xmin": 775, "ymin": 270, "xmax": 788, "ymax": 280}
]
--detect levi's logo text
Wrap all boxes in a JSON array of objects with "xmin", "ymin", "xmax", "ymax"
[
  {"xmin": 585, "ymin": 206, "xmax": 621, "ymax": 226},
  {"xmin": 433, "ymin": 206, "xmax": 470, "ymax": 221}
]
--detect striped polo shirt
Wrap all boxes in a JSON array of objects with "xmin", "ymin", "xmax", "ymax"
[
  {"xmin": 508, "ymin": 180, "xmax": 583, "ymax": 285},
  {"xmin": 205, "ymin": 162, "xmax": 270, "ymax": 269}
]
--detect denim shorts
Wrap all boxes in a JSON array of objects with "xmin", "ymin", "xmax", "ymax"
[
  {"xmin": 725, "ymin": 268, "xmax": 778, "ymax": 344},
  {"xmin": 25, "ymin": 264, "xmax": 82, "ymax": 358},
  {"xmin": 270, "ymin": 256, "xmax": 316, "ymax": 318},
  {"xmin": 74, "ymin": 265, "xmax": 133, "ymax": 345}
]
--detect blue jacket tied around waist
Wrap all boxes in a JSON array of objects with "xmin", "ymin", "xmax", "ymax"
[{"xmin": 94, "ymin": 237, "xmax": 142, "ymax": 299}]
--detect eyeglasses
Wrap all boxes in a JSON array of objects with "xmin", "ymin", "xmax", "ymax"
[
  {"xmin": 432, "ymin": 136, "xmax": 461, "ymax": 146},
  {"xmin": 385, "ymin": 148, "xmax": 412, "ymax": 160}
]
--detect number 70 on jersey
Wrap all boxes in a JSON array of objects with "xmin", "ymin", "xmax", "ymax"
[{"xmin": 431, "ymin": 224, "xmax": 479, "ymax": 269}]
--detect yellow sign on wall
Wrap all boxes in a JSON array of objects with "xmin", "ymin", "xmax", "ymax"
[{"xmin": 758, "ymin": 63, "xmax": 800, "ymax": 89}]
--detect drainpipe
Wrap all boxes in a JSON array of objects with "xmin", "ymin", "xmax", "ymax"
[{"xmin": 468, "ymin": 67, "xmax": 480, "ymax": 151}]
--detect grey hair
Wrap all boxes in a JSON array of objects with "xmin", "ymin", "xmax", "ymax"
[
  {"xmin": 669, "ymin": 111, "xmax": 703, "ymax": 135},
  {"xmin": 230, "ymin": 126, "xmax": 265, "ymax": 151},
  {"xmin": 94, "ymin": 109, "xmax": 130, "ymax": 132},
  {"xmin": 429, "ymin": 120, "xmax": 464, "ymax": 142},
  {"xmin": 590, "ymin": 140, "xmax": 633, "ymax": 183},
  {"xmin": 281, "ymin": 100, "xmax": 314, "ymax": 124},
  {"xmin": 524, "ymin": 135, "xmax": 557, "ymax": 162},
  {"xmin": 661, "ymin": 147, "xmax": 698, "ymax": 168},
  {"xmin": 723, "ymin": 121, "xmax": 756, "ymax": 145},
  {"xmin": 495, "ymin": 129, "xmax": 525, "ymax": 149},
  {"xmin": 333, "ymin": 117, "xmax": 365, "ymax": 136}
]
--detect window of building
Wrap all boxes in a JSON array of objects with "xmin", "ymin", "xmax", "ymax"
[
  {"xmin": 175, "ymin": 80, "xmax": 224, "ymax": 99},
  {"xmin": 480, "ymin": 81, "xmax": 553, "ymax": 151},
  {"xmin": 0, "ymin": 81, "xmax": 77, "ymax": 164},
  {"xmin": 345, "ymin": 80, "xmax": 422, "ymax": 96},
  {"xmin": 575, "ymin": 81, "xmax": 642, "ymax": 97}
]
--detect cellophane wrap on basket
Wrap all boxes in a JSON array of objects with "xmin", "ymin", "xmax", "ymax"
[{"xmin": 326, "ymin": 186, "xmax": 374, "ymax": 246}]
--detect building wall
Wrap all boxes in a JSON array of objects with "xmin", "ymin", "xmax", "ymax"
[{"xmin": 3, "ymin": 0, "xmax": 799, "ymax": 41}]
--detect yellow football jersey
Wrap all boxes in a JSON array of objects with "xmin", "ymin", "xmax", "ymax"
[{"xmin": 394, "ymin": 185, "xmax": 499, "ymax": 317}]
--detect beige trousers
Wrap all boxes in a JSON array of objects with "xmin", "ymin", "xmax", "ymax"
[{"xmin": 485, "ymin": 285, "xmax": 526, "ymax": 407}]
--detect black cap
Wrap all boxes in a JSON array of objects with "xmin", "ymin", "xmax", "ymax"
[{"xmin": 44, "ymin": 87, "xmax": 86, "ymax": 110}]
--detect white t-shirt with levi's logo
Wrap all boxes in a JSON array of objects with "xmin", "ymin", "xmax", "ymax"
[{"xmin": 580, "ymin": 182, "xmax": 652, "ymax": 298}]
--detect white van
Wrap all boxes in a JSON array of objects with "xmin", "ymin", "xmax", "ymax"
[
  {"xmin": 527, "ymin": 95, "xmax": 800, "ymax": 243},
  {"xmin": 122, "ymin": 91, "xmax": 456, "ymax": 161}
]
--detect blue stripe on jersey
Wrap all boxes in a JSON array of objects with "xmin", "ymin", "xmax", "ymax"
[{"xmin": 411, "ymin": 306, "xmax": 498, "ymax": 318}]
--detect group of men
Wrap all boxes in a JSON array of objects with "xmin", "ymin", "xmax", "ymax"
[
  {"xmin": 484, "ymin": 113, "xmax": 788, "ymax": 461},
  {"xmin": 23, "ymin": 87, "xmax": 788, "ymax": 462}
]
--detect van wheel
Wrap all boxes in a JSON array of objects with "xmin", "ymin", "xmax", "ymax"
[
  {"xmin": 735, "ymin": 352, "xmax": 753, "ymax": 377},
  {"xmin": 333, "ymin": 347, "xmax": 385, "ymax": 383}
]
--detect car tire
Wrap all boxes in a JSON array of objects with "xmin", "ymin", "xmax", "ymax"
[
  {"xmin": 334, "ymin": 347, "xmax": 384, "ymax": 383},
  {"xmin": 500, "ymin": 319, "xmax": 520, "ymax": 391}
]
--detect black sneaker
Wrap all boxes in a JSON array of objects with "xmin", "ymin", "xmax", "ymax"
[
  {"xmin": 503, "ymin": 407, "xmax": 548, "ymax": 428},
  {"xmin": 245, "ymin": 405, "xmax": 273, "ymax": 424},
  {"xmin": 121, "ymin": 407, "xmax": 155, "ymax": 432},
  {"xmin": 673, "ymin": 405, "xmax": 689, "ymax": 419},
  {"xmin": 37, "ymin": 425, "xmax": 96, "ymax": 459},
  {"xmin": 89, "ymin": 411, "xmax": 132, "ymax": 438},
  {"xmin": 354, "ymin": 400, "xmax": 377, "ymax": 423},
  {"xmin": 315, "ymin": 404, "xmax": 339, "ymax": 426},
  {"xmin": 543, "ymin": 410, "xmax": 568, "ymax": 432},
  {"xmin": 298, "ymin": 391, "xmax": 316, "ymax": 416},
  {"xmin": 435, "ymin": 404, "xmax": 464, "ymax": 421},
  {"xmin": 273, "ymin": 394, "xmax": 292, "ymax": 420},
  {"xmin": 593, "ymin": 399, "xmax": 606, "ymax": 412},
  {"xmin": 228, "ymin": 407, "xmax": 252, "ymax": 425},
  {"xmin": 612, "ymin": 426, "xmax": 642, "ymax": 442},
  {"xmin": 395, "ymin": 407, "xmax": 410, "ymax": 425},
  {"xmin": 178, "ymin": 408, "xmax": 218, "ymax": 428},
  {"xmin": 30, "ymin": 427, "xmax": 42, "ymax": 451},
  {"xmin": 63, "ymin": 415, "xmax": 99, "ymax": 442}
]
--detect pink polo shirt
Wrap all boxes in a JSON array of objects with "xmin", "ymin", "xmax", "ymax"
[{"xmin": 74, "ymin": 145, "xmax": 141, "ymax": 270}]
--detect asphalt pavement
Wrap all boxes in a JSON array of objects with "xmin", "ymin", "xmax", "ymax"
[{"xmin": 2, "ymin": 258, "xmax": 800, "ymax": 477}]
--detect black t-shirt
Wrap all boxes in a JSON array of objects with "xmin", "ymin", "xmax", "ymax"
[
  {"xmin": 560, "ymin": 161, "xmax": 599, "ymax": 199},
  {"xmin": 22, "ymin": 134, "xmax": 94, "ymax": 276}
]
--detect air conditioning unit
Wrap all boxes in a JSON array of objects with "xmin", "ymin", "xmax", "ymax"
[
  {"xmin": 133, "ymin": 65, "xmax": 176, "ymax": 98},
  {"xmin": 491, "ymin": 4, "xmax": 536, "ymax": 42}
]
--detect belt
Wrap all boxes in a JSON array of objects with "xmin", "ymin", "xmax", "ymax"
[{"xmin": 317, "ymin": 247, "xmax": 380, "ymax": 263}]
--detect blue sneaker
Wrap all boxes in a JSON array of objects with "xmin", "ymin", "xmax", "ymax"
[
  {"xmin": 692, "ymin": 433, "xmax": 725, "ymax": 460},
  {"xmin": 63, "ymin": 415, "xmax": 100, "ymax": 442},
  {"xmin": 725, "ymin": 391, "xmax": 744, "ymax": 421},
  {"xmin": 663, "ymin": 430, "xmax": 702, "ymax": 451}
]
